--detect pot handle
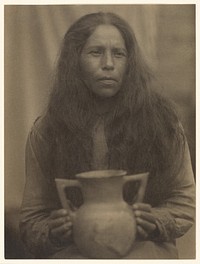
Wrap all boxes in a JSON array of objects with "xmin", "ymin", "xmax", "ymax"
[
  {"xmin": 123, "ymin": 172, "xmax": 149, "ymax": 203},
  {"xmin": 55, "ymin": 178, "xmax": 81, "ymax": 212}
]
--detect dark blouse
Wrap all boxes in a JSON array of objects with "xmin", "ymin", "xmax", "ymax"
[{"xmin": 19, "ymin": 116, "xmax": 195, "ymax": 257}]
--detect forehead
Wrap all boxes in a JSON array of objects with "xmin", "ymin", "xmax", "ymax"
[{"xmin": 84, "ymin": 24, "xmax": 126, "ymax": 48}]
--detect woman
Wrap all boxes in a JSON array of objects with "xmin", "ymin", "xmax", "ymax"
[{"xmin": 20, "ymin": 12, "xmax": 195, "ymax": 259}]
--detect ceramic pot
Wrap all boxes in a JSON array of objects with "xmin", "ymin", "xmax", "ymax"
[{"xmin": 55, "ymin": 170, "xmax": 148, "ymax": 259}]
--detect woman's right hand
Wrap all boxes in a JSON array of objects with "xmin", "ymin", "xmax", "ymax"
[{"xmin": 48, "ymin": 209, "xmax": 72, "ymax": 245}]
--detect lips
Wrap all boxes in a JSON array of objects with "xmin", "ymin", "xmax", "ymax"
[
  {"xmin": 97, "ymin": 77, "xmax": 117, "ymax": 85},
  {"xmin": 98, "ymin": 77, "xmax": 117, "ymax": 81}
]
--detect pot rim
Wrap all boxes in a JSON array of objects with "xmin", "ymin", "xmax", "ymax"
[{"xmin": 76, "ymin": 169, "xmax": 127, "ymax": 179}]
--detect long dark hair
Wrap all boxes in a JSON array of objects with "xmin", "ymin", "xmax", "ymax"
[{"xmin": 45, "ymin": 12, "xmax": 185, "ymax": 199}]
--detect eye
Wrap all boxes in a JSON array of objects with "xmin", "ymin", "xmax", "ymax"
[
  {"xmin": 113, "ymin": 49, "xmax": 127, "ymax": 58},
  {"xmin": 89, "ymin": 50, "xmax": 102, "ymax": 57}
]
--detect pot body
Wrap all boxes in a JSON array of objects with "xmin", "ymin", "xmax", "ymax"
[
  {"xmin": 55, "ymin": 170, "xmax": 148, "ymax": 259},
  {"xmin": 73, "ymin": 201, "xmax": 136, "ymax": 259}
]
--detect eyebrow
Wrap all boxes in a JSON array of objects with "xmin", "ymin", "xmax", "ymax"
[
  {"xmin": 84, "ymin": 45, "xmax": 104, "ymax": 50},
  {"xmin": 113, "ymin": 47, "xmax": 127, "ymax": 53},
  {"xmin": 84, "ymin": 45, "xmax": 127, "ymax": 52}
]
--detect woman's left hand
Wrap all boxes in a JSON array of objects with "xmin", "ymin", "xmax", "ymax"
[{"xmin": 132, "ymin": 203, "xmax": 157, "ymax": 239}]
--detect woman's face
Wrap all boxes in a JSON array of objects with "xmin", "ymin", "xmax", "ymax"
[{"xmin": 80, "ymin": 24, "xmax": 128, "ymax": 98}]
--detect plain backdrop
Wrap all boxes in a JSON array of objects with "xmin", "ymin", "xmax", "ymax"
[{"xmin": 4, "ymin": 5, "xmax": 195, "ymax": 258}]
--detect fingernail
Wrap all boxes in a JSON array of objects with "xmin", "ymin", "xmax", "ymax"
[
  {"xmin": 66, "ymin": 216, "xmax": 71, "ymax": 221},
  {"xmin": 65, "ymin": 222, "xmax": 72, "ymax": 229},
  {"xmin": 135, "ymin": 211, "xmax": 140, "ymax": 217}
]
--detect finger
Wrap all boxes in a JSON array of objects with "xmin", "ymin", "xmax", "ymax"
[
  {"xmin": 137, "ymin": 225, "xmax": 148, "ymax": 239},
  {"xmin": 136, "ymin": 217, "xmax": 156, "ymax": 233},
  {"xmin": 133, "ymin": 203, "xmax": 151, "ymax": 212},
  {"xmin": 50, "ymin": 222, "xmax": 72, "ymax": 237},
  {"xmin": 135, "ymin": 211, "xmax": 156, "ymax": 223},
  {"xmin": 50, "ymin": 209, "xmax": 69, "ymax": 219},
  {"xmin": 61, "ymin": 229, "xmax": 72, "ymax": 240},
  {"xmin": 51, "ymin": 229, "xmax": 72, "ymax": 245},
  {"xmin": 49, "ymin": 216, "xmax": 72, "ymax": 229}
]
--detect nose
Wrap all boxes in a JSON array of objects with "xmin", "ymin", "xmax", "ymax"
[{"xmin": 101, "ymin": 50, "xmax": 114, "ymax": 70}]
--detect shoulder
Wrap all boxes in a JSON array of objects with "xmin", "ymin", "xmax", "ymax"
[
  {"xmin": 29, "ymin": 114, "xmax": 55, "ymax": 144},
  {"xmin": 151, "ymin": 91, "xmax": 180, "ymax": 124},
  {"xmin": 29, "ymin": 113, "xmax": 73, "ymax": 144}
]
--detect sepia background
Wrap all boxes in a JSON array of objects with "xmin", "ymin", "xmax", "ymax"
[{"xmin": 5, "ymin": 5, "xmax": 195, "ymax": 258}]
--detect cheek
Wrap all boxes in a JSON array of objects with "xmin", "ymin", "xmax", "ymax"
[
  {"xmin": 118, "ymin": 62, "xmax": 127, "ymax": 79},
  {"xmin": 80, "ymin": 60, "xmax": 95, "ymax": 80}
]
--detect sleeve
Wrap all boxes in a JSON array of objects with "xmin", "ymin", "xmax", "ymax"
[
  {"xmin": 19, "ymin": 121, "xmax": 67, "ymax": 257},
  {"xmin": 150, "ymin": 141, "xmax": 195, "ymax": 242}
]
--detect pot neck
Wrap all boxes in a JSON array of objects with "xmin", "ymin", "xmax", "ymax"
[{"xmin": 79, "ymin": 177, "xmax": 124, "ymax": 203}]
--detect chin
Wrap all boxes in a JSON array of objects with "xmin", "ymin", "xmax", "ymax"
[
  {"xmin": 93, "ymin": 87, "xmax": 120, "ymax": 98},
  {"xmin": 96, "ymin": 92, "xmax": 118, "ymax": 98}
]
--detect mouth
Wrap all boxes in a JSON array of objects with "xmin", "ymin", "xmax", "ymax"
[{"xmin": 97, "ymin": 77, "xmax": 117, "ymax": 85}]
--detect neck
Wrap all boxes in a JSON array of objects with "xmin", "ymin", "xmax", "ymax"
[{"xmin": 93, "ymin": 95, "xmax": 117, "ymax": 116}]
